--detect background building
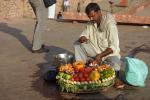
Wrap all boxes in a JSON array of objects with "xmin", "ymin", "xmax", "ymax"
[{"xmin": 0, "ymin": 0, "xmax": 149, "ymax": 19}]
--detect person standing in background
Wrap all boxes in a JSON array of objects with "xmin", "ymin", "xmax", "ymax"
[
  {"xmin": 57, "ymin": 11, "xmax": 63, "ymax": 20},
  {"xmin": 77, "ymin": 2, "xmax": 81, "ymax": 13},
  {"xmin": 29, "ymin": 0, "xmax": 49, "ymax": 53},
  {"xmin": 63, "ymin": 0, "xmax": 70, "ymax": 12}
]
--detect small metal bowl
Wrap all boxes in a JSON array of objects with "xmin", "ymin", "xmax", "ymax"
[{"xmin": 54, "ymin": 53, "xmax": 74, "ymax": 66}]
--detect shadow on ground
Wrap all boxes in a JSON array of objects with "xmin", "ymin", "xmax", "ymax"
[
  {"xmin": 29, "ymin": 46, "xmax": 71, "ymax": 99},
  {"xmin": 0, "ymin": 22, "xmax": 32, "ymax": 51},
  {"xmin": 128, "ymin": 42, "xmax": 150, "ymax": 57}
]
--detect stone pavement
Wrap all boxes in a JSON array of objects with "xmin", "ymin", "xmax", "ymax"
[{"xmin": 0, "ymin": 18, "xmax": 150, "ymax": 100}]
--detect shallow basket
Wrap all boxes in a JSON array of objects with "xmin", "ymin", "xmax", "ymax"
[
  {"xmin": 76, "ymin": 79, "xmax": 115, "ymax": 93},
  {"xmin": 57, "ymin": 77, "xmax": 115, "ymax": 94}
]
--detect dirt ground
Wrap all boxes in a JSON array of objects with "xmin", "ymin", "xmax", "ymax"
[{"xmin": 0, "ymin": 18, "xmax": 150, "ymax": 100}]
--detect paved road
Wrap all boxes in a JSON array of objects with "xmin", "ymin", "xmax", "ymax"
[{"xmin": 0, "ymin": 18, "xmax": 150, "ymax": 100}]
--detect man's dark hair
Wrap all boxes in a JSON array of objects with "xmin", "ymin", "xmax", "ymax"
[{"xmin": 85, "ymin": 3, "xmax": 101, "ymax": 15}]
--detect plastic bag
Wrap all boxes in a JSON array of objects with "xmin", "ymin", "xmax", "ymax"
[
  {"xmin": 125, "ymin": 57, "xmax": 148, "ymax": 87},
  {"xmin": 41, "ymin": 66, "xmax": 57, "ymax": 81}
]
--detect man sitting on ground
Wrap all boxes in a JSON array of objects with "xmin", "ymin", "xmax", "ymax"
[{"xmin": 74, "ymin": 3, "xmax": 124, "ymax": 89}]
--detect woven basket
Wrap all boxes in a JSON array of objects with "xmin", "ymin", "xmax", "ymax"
[
  {"xmin": 57, "ymin": 77, "xmax": 115, "ymax": 94},
  {"xmin": 76, "ymin": 79, "xmax": 115, "ymax": 93}
]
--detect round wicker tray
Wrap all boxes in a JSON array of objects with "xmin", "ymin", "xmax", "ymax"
[
  {"xmin": 76, "ymin": 79, "xmax": 115, "ymax": 94},
  {"xmin": 57, "ymin": 78, "xmax": 115, "ymax": 94}
]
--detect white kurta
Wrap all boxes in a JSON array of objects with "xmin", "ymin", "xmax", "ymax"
[{"xmin": 74, "ymin": 13, "xmax": 120, "ymax": 62}]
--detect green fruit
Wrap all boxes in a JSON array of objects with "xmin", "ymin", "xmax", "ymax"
[
  {"xmin": 83, "ymin": 85, "xmax": 87, "ymax": 90},
  {"xmin": 64, "ymin": 74, "xmax": 72, "ymax": 80},
  {"xmin": 58, "ymin": 72, "xmax": 64, "ymax": 78}
]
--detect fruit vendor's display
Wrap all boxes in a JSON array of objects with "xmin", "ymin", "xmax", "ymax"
[{"xmin": 56, "ymin": 61, "xmax": 115, "ymax": 93}]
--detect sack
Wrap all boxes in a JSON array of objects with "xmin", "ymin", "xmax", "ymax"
[
  {"xmin": 41, "ymin": 66, "xmax": 57, "ymax": 81},
  {"xmin": 125, "ymin": 57, "xmax": 148, "ymax": 87},
  {"xmin": 43, "ymin": 0, "xmax": 56, "ymax": 8}
]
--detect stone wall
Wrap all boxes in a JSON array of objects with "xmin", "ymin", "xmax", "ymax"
[
  {"xmin": 0, "ymin": 0, "xmax": 23, "ymax": 19},
  {"xmin": 2, "ymin": 0, "xmax": 149, "ymax": 20},
  {"xmin": 0, "ymin": 0, "xmax": 37, "ymax": 19},
  {"xmin": 0, "ymin": 0, "xmax": 100, "ymax": 19}
]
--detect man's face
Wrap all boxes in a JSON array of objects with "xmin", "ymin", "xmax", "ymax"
[{"xmin": 88, "ymin": 10, "xmax": 102, "ymax": 24}]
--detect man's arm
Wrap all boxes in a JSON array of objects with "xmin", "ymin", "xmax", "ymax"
[
  {"xmin": 95, "ymin": 48, "xmax": 113, "ymax": 64},
  {"xmin": 95, "ymin": 20, "xmax": 119, "ymax": 64},
  {"xmin": 78, "ymin": 25, "xmax": 90, "ymax": 43}
]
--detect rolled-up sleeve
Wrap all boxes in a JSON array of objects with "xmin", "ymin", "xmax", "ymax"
[{"xmin": 79, "ymin": 25, "xmax": 90, "ymax": 39}]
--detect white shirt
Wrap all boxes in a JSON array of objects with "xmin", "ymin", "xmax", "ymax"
[
  {"xmin": 64, "ymin": 0, "xmax": 69, "ymax": 6},
  {"xmin": 80, "ymin": 13, "xmax": 120, "ymax": 59}
]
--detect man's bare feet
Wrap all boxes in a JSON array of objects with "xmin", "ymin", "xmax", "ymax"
[{"xmin": 114, "ymin": 79, "xmax": 125, "ymax": 89}]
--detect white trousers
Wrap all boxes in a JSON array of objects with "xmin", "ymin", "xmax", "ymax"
[{"xmin": 29, "ymin": 0, "xmax": 48, "ymax": 50}]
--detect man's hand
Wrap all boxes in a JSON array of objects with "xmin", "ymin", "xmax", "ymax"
[
  {"xmin": 95, "ymin": 54, "xmax": 103, "ymax": 64},
  {"xmin": 94, "ymin": 48, "xmax": 113, "ymax": 64},
  {"xmin": 78, "ymin": 36, "xmax": 88, "ymax": 43}
]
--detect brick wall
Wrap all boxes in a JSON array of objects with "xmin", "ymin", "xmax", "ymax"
[
  {"xmin": 0, "ymin": 0, "xmax": 34, "ymax": 19},
  {"xmin": 0, "ymin": 0, "xmax": 100, "ymax": 19},
  {"xmin": 0, "ymin": 0, "xmax": 23, "ymax": 19},
  {"xmin": 1, "ymin": 0, "xmax": 149, "ymax": 22}
]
